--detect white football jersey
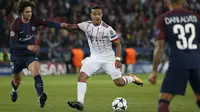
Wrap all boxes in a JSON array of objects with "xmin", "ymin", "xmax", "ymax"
[{"xmin": 77, "ymin": 21, "xmax": 118, "ymax": 62}]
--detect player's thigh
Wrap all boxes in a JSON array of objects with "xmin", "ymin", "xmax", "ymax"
[
  {"xmin": 189, "ymin": 69, "xmax": 200, "ymax": 95},
  {"xmin": 102, "ymin": 62, "xmax": 122, "ymax": 80},
  {"xmin": 10, "ymin": 59, "xmax": 25, "ymax": 75},
  {"xmin": 80, "ymin": 57, "xmax": 101, "ymax": 77},
  {"xmin": 26, "ymin": 57, "xmax": 40, "ymax": 75},
  {"xmin": 161, "ymin": 67, "xmax": 189, "ymax": 95}
]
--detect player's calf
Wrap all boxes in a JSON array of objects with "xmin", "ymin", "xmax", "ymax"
[
  {"xmin": 158, "ymin": 99, "xmax": 170, "ymax": 112},
  {"xmin": 34, "ymin": 75, "xmax": 44, "ymax": 96}
]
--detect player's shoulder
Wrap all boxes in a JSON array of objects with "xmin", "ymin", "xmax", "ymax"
[
  {"xmin": 156, "ymin": 11, "xmax": 171, "ymax": 21},
  {"xmin": 86, "ymin": 20, "xmax": 92, "ymax": 24},
  {"xmin": 101, "ymin": 21, "xmax": 110, "ymax": 28},
  {"xmin": 11, "ymin": 17, "xmax": 21, "ymax": 26},
  {"xmin": 80, "ymin": 20, "xmax": 92, "ymax": 26},
  {"xmin": 184, "ymin": 10, "xmax": 200, "ymax": 20},
  {"xmin": 31, "ymin": 15, "xmax": 42, "ymax": 22}
]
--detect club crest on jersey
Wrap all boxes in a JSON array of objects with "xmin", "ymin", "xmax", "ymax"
[
  {"xmin": 10, "ymin": 31, "xmax": 15, "ymax": 37},
  {"xmin": 110, "ymin": 30, "xmax": 114, "ymax": 35},
  {"xmin": 31, "ymin": 26, "xmax": 36, "ymax": 31}
]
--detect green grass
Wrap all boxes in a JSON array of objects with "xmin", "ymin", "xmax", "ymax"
[{"xmin": 0, "ymin": 74, "xmax": 199, "ymax": 112}]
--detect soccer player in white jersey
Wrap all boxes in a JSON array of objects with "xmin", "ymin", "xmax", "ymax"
[{"xmin": 63, "ymin": 6, "xmax": 143, "ymax": 111}]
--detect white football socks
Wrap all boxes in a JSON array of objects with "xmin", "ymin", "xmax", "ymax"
[
  {"xmin": 122, "ymin": 76, "xmax": 135, "ymax": 85},
  {"xmin": 77, "ymin": 82, "xmax": 87, "ymax": 104}
]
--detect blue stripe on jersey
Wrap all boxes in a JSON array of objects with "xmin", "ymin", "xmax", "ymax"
[{"xmin": 111, "ymin": 34, "xmax": 117, "ymax": 39}]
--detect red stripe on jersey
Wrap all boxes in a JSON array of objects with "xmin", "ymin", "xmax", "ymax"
[
  {"xmin": 111, "ymin": 38, "xmax": 118, "ymax": 42},
  {"xmin": 76, "ymin": 24, "xmax": 80, "ymax": 29}
]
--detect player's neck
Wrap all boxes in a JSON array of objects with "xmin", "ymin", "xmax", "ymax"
[
  {"xmin": 92, "ymin": 21, "xmax": 102, "ymax": 26},
  {"xmin": 21, "ymin": 16, "xmax": 30, "ymax": 23}
]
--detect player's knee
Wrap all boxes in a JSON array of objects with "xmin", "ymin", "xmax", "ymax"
[
  {"xmin": 114, "ymin": 82, "xmax": 124, "ymax": 87},
  {"xmin": 114, "ymin": 79, "xmax": 125, "ymax": 87},
  {"xmin": 195, "ymin": 93, "xmax": 200, "ymax": 100},
  {"xmin": 13, "ymin": 79, "xmax": 21, "ymax": 86},
  {"xmin": 78, "ymin": 72, "xmax": 88, "ymax": 82},
  {"xmin": 31, "ymin": 67, "xmax": 40, "ymax": 76},
  {"xmin": 159, "ymin": 93, "xmax": 173, "ymax": 101}
]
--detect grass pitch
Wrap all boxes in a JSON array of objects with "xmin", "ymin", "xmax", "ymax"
[{"xmin": 0, "ymin": 74, "xmax": 199, "ymax": 112}]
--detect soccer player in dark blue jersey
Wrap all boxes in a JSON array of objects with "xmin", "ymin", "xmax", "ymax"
[
  {"xmin": 149, "ymin": 0, "xmax": 200, "ymax": 111},
  {"xmin": 10, "ymin": 0, "xmax": 66, "ymax": 108}
]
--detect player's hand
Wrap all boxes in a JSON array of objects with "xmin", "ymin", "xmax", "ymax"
[
  {"xmin": 115, "ymin": 60, "xmax": 122, "ymax": 71},
  {"xmin": 60, "ymin": 23, "xmax": 68, "ymax": 29},
  {"xmin": 28, "ymin": 45, "xmax": 40, "ymax": 53},
  {"xmin": 148, "ymin": 71, "xmax": 157, "ymax": 85}
]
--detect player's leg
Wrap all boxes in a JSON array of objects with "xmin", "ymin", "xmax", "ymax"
[
  {"xmin": 27, "ymin": 59, "xmax": 47, "ymax": 108},
  {"xmin": 102, "ymin": 62, "xmax": 143, "ymax": 86},
  {"xmin": 67, "ymin": 57, "xmax": 101, "ymax": 111},
  {"xmin": 189, "ymin": 69, "xmax": 200, "ymax": 109},
  {"xmin": 158, "ymin": 67, "xmax": 189, "ymax": 112},
  {"xmin": 11, "ymin": 71, "xmax": 23, "ymax": 102},
  {"xmin": 10, "ymin": 60, "xmax": 24, "ymax": 102}
]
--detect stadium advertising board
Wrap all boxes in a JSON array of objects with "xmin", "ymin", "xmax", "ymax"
[
  {"xmin": 0, "ymin": 63, "xmax": 66, "ymax": 75},
  {"xmin": 23, "ymin": 63, "xmax": 66, "ymax": 75}
]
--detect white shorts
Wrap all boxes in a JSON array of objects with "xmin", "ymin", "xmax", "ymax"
[{"xmin": 80, "ymin": 57, "xmax": 122, "ymax": 80}]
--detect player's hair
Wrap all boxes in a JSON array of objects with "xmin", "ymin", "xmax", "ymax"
[
  {"xmin": 91, "ymin": 5, "xmax": 102, "ymax": 12},
  {"xmin": 17, "ymin": 0, "xmax": 35, "ymax": 14}
]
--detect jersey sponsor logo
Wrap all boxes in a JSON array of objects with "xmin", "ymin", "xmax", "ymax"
[
  {"xmin": 10, "ymin": 31, "xmax": 15, "ymax": 37},
  {"xmin": 19, "ymin": 34, "xmax": 34, "ymax": 41},
  {"xmin": 31, "ymin": 26, "xmax": 36, "ymax": 31}
]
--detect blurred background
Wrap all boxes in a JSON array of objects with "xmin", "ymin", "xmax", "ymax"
[{"xmin": 0, "ymin": 0, "xmax": 200, "ymax": 75}]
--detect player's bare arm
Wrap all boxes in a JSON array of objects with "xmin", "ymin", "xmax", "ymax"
[
  {"xmin": 27, "ymin": 45, "xmax": 40, "ymax": 53},
  {"xmin": 149, "ymin": 40, "xmax": 164, "ymax": 84},
  {"xmin": 60, "ymin": 23, "xmax": 80, "ymax": 31},
  {"xmin": 113, "ymin": 39, "xmax": 122, "ymax": 69}
]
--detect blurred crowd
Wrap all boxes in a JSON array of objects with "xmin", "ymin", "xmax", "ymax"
[{"xmin": 0, "ymin": 0, "xmax": 200, "ymax": 58}]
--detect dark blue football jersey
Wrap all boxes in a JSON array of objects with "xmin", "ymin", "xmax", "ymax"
[
  {"xmin": 10, "ymin": 15, "xmax": 60, "ymax": 61},
  {"xmin": 156, "ymin": 8, "xmax": 200, "ymax": 69}
]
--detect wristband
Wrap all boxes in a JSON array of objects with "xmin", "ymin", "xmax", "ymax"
[{"xmin": 116, "ymin": 57, "xmax": 121, "ymax": 61}]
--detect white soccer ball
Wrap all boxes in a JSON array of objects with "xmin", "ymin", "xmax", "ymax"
[{"xmin": 112, "ymin": 97, "xmax": 128, "ymax": 112}]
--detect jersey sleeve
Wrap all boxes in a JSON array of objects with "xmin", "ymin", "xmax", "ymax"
[
  {"xmin": 107, "ymin": 26, "xmax": 118, "ymax": 42},
  {"xmin": 33, "ymin": 15, "xmax": 61, "ymax": 29},
  {"xmin": 10, "ymin": 20, "xmax": 28, "ymax": 50},
  {"xmin": 155, "ymin": 16, "xmax": 166, "ymax": 40},
  {"xmin": 77, "ymin": 22, "xmax": 87, "ymax": 32}
]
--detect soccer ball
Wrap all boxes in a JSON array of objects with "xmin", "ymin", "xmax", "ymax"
[{"xmin": 112, "ymin": 97, "xmax": 128, "ymax": 112}]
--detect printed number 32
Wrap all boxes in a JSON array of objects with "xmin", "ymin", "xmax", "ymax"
[{"xmin": 173, "ymin": 23, "xmax": 197, "ymax": 50}]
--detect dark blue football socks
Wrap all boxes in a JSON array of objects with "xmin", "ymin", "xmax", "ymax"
[{"xmin": 34, "ymin": 75, "xmax": 44, "ymax": 96}]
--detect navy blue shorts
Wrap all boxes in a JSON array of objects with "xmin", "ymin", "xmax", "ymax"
[
  {"xmin": 161, "ymin": 67, "xmax": 200, "ymax": 95},
  {"xmin": 10, "ymin": 56, "xmax": 38, "ymax": 75}
]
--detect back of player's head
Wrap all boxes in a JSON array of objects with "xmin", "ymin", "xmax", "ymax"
[
  {"xmin": 168, "ymin": 0, "xmax": 184, "ymax": 4},
  {"xmin": 18, "ymin": 0, "xmax": 35, "ymax": 14}
]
